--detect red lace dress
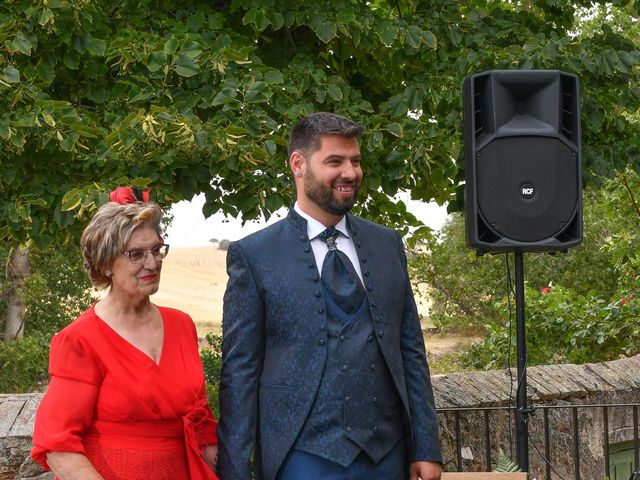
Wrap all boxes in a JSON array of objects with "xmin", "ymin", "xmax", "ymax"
[{"xmin": 31, "ymin": 305, "xmax": 218, "ymax": 480}]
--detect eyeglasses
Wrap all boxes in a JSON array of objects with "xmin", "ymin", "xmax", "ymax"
[{"xmin": 123, "ymin": 244, "xmax": 170, "ymax": 263}]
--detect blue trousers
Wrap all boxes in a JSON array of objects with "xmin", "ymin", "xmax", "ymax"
[{"xmin": 277, "ymin": 441, "xmax": 405, "ymax": 480}]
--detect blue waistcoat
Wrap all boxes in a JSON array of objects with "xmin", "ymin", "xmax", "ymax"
[{"xmin": 294, "ymin": 292, "xmax": 404, "ymax": 467}]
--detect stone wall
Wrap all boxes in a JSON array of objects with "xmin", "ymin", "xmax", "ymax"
[
  {"xmin": 2, "ymin": 355, "xmax": 640, "ymax": 479},
  {"xmin": 0, "ymin": 394, "xmax": 50, "ymax": 480},
  {"xmin": 432, "ymin": 354, "xmax": 640, "ymax": 479}
]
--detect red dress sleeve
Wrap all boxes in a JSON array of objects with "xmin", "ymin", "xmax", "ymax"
[{"xmin": 31, "ymin": 329, "xmax": 102, "ymax": 470}]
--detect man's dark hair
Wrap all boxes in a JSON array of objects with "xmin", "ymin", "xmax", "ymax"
[{"xmin": 288, "ymin": 112, "xmax": 364, "ymax": 158}]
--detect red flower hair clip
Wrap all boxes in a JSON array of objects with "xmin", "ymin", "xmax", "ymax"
[{"xmin": 109, "ymin": 186, "xmax": 151, "ymax": 204}]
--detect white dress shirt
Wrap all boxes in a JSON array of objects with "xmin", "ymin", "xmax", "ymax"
[{"xmin": 294, "ymin": 203, "xmax": 364, "ymax": 283}]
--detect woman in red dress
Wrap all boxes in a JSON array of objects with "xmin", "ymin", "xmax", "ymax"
[{"xmin": 31, "ymin": 188, "xmax": 218, "ymax": 480}]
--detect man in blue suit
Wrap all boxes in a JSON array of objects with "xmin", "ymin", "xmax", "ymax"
[{"xmin": 218, "ymin": 112, "xmax": 442, "ymax": 480}]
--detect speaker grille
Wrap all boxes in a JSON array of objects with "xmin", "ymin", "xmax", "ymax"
[{"xmin": 476, "ymin": 136, "xmax": 578, "ymax": 242}]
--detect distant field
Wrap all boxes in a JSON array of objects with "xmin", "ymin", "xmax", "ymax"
[
  {"xmin": 152, "ymin": 246, "xmax": 227, "ymax": 336},
  {"xmin": 152, "ymin": 246, "xmax": 476, "ymax": 356}
]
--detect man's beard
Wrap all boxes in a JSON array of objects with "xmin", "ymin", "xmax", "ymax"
[{"xmin": 303, "ymin": 171, "xmax": 360, "ymax": 217}]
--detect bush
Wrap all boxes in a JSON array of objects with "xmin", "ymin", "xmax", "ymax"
[
  {"xmin": 0, "ymin": 333, "xmax": 50, "ymax": 393},
  {"xmin": 23, "ymin": 245, "xmax": 94, "ymax": 335},
  {"xmin": 461, "ymin": 284, "xmax": 640, "ymax": 370},
  {"xmin": 0, "ymin": 242, "xmax": 94, "ymax": 392},
  {"xmin": 200, "ymin": 333, "xmax": 222, "ymax": 417}
]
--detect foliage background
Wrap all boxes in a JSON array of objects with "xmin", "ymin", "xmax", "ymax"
[
  {"xmin": 2, "ymin": 0, "xmax": 640, "ymax": 248},
  {"xmin": 0, "ymin": 0, "xmax": 640, "ymax": 393}
]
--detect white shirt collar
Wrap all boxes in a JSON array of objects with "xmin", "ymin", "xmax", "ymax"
[{"xmin": 293, "ymin": 202, "xmax": 350, "ymax": 240}]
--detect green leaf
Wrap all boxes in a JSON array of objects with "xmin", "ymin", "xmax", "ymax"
[
  {"xmin": 69, "ymin": 124, "xmax": 100, "ymax": 138},
  {"xmin": 42, "ymin": 112, "xmax": 56, "ymax": 127},
  {"xmin": 1, "ymin": 66, "xmax": 21, "ymax": 84},
  {"xmin": 368, "ymin": 131, "xmax": 383, "ymax": 149},
  {"xmin": 8, "ymin": 206, "xmax": 19, "ymax": 223},
  {"xmin": 310, "ymin": 14, "xmax": 337, "ymax": 43},
  {"xmin": 264, "ymin": 70, "xmax": 284, "ymax": 84},
  {"xmin": 175, "ymin": 55, "xmax": 200, "ymax": 77},
  {"xmin": 146, "ymin": 51, "xmax": 168, "ymax": 72},
  {"xmin": 187, "ymin": 11, "xmax": 205, "ymax": 31},
  {"xmin": 245, "ymin": 81, "xmax": 270, "ymax": 103},
  {"xmin": 221, "ymin": 48, "xmax": 250, "ymax": 63},
  {"xmin": 32, "ymin": 232, "xmax": 54, "ymax": 250},
  {"xmin": 244, "ymin": 8, "xmax": 270, "ymax": 31},
  {"xmin": 265, "ymin": 193, "xmax": 283, "ymax": 211},
  {"xmin": 224, "ymin": 126, "xmax": 249, "ymax": 135},
  {"xmin": 385, "ymin": 149, "xmax": 406, "ymax": 165},
  {"xmin": 423, "ymin": 30, "xmax": 437, "ymax": 49},
  {"xmin": 406, "ymin": 25, "xmax": 423, "ymax": 49},
  {"xmin": 523, "ymin": 37, "xmax": 540, "ymax": 53},
  {"xmin": 16, "ymin": 203, "xmax": 30, "ymax": 220},
  {"xmin": 242, "ymin": 8, "xmax": 256, "ymax": 26},
  {"xmin": 60, "ymin": 132, "xmax": 80, "ymax": 152},
  {"xmin": 164, "ymin": 37, "xmax": 179, "ymax": 55},
  {"xmin": 605, "ymin": 50, "xmax": 627, "ymax": 73},
  {"xmin": 327, "ymin": 83, "xmax": 343, "ymax": 101},
  {"xmin": 542, "ymin": 42, "xmax": 558, "ymax": 61},
  {"xmin": 381, "ymin": 25, "xmax": 399, "ymax": 47},
  {"xmin": 271, "ymin": 12, "xmax": 284, "ymax": 30},
  {"xmin": 358, "ymin": 100, "xmax": 374, "ymax": 113},
  {"xmin": 0, "ymin": 117, "xmax": 10, "ymax": 139},
  {"xmin": 618, "ymin": 50, "xmax": 636, "ymax": 69},
  {"xmin": 387, "ymin": 123, "xmax": 403, "ymax": 137},
  {"xmin": 336, "ymin": 9, "xmax": 355, "ymax": 23},
  {"xmin": 61, "ymin": 189, "xmax": 81, "ymax": 211},
  {"xmin": 182, "ymin": 41, "xmax": 203, "ymax": 58},
  {"xmin": 38, "ymin": 7, "xmax": 54, "ymax": 26},
  {"xmin": 212, "ymin": 88, "xmax": 238, "ymax": 106},
  {"xmin": 265, "ymin": 140, "xmax": 277, "ymax": 156},
  {"xmin": 10, "ymin": 32, "xmax": 34, "ymax": 55},
  {"xmin": 85, "ymin": 36, "xmax": 106, "ymax": 56},
  {"xmin": 208, "ymin": 12, "xmax": 224, "ymax": 30},
  {"xmin": 131, "ymin": 177, "xmax": 153, "ymax": 187},
  {"xmin": 367, "ymin": 173, "xmax": 382, "ymax": 190},
  {"xmin": 63, "ymin": 51, "xmax": 80, "ymax": 70}
]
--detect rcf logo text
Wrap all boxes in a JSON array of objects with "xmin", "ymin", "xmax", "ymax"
[{"xmin": 520, "ymin": 185, "xmax": 535, "ymax": 199}]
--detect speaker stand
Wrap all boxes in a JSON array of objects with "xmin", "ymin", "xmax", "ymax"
[{"xmin": 515, "ymin": 251, "xmax": 531, "ymax": 472}]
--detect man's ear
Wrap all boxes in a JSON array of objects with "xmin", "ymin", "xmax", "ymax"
[{"xmin": 290, "ymin": 151, "xmax": 305, "ymax": 177}]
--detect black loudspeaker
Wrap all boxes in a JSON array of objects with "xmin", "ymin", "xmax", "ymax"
[{"xmin": 463, "ymin": 70, "xmax": 582, "ymax": 253}]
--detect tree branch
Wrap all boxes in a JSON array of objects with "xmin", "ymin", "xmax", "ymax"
[{"xmin": 621, "ymin": 172, "xmax": 640, "ymax": 226}]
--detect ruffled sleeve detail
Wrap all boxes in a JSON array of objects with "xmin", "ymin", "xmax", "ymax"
[
  {"xmin": 183, "ymin": 395, "xmax": 219, "ymax": 480},
  {"xmin": 184, "ymin": 402, "xmax": 218, "ymax": 450},
  {"xmin": 31, "ymin": 329, "xmax": 102, "ymax": 470}
]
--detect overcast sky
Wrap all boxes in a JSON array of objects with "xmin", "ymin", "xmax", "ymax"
[{"xmin": 164, "ymin": 193, "xmax": 449, "ymax": 248}]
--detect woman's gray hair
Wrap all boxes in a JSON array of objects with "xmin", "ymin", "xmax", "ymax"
[{"xmin": 81, "ymin": 202, "xmax": 163, "ymax": 288}]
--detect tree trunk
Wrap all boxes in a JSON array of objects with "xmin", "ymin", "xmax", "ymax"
[{"xmin": 4, "ymin": 246, "xmax": 30, "ymax": 342}]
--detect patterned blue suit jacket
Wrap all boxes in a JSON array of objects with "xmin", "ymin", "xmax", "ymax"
[{"xmin": 217, "ymin": 209, "xmax": 441, "ymax": 480}]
